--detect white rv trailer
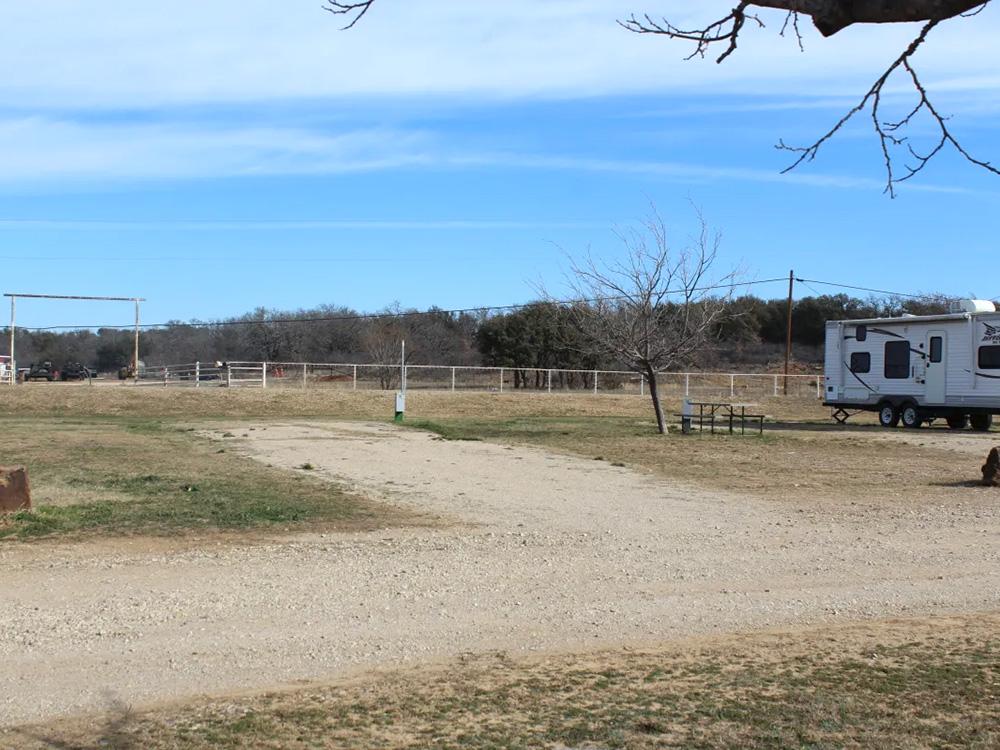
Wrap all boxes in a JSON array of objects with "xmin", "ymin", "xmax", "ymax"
[{"xmin": 823, "ymin": 299, "xmax": 1000, "ymax": 430}]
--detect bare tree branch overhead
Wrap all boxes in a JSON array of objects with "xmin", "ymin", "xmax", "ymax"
[
  {"xmin": 323, "ymin": 0, "xmax": 376, "ymax": 30},
  {"xmin": 327, "ymin": 1, "xmax": 996, "ymax": 195},
  {"xmin": 774, "ymin": 18, "xmax": 1000, "ymax": 196},
  {"xmin": 621, "ymin": 1, "xmax": 996, "ymax": 195},
  {"xmin": 620, "ymin": 2, "xmax": 989, "ymax": 41}
]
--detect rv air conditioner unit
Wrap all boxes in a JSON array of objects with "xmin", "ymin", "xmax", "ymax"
[{"xmin": 950, "ymin": 299, "xmax": 996, "ymax": 314}]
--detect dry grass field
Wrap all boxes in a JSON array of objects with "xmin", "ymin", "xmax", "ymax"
[
  {"xmin": 10, "ymin": 614, "xmax": 998, "ymax": 749},
  {"xmin": 0, "ymin": 381, "xmax": 832, "ymax": 422},
  {"xmin": 1, "ymin": 384, "xmax": 997, "ymax": 749}
]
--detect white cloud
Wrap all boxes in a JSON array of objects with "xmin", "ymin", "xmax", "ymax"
[
  {"xmin": 0, "ymin": 114, "xmax": 973, "ymax": 195},
  {"xmin": 0, "ymin": 1, "xmax": 998, "ymax": 107},
  {"xmin": 0, "ymin": 117, "xmax": 433, "ymax": 181},
  {"xmin": 447, "ymin": 152, "xmax": 972, "ymax": 194}
]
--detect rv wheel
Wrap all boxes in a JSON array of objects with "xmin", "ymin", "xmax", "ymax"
[
  {"xmin": 878, "ymin": 403, "xmax": 900, "ymax": 428},
  {"xmin": 901, "ymin": 404, "xmax": 923, "ymax": 428},
  {"xmin": 946, "ymin": 414, "xmax": 969, "ymax": 430},
  {"xmin": 970, "ymin": 413, "xmax": 993, "ymax": 432}
]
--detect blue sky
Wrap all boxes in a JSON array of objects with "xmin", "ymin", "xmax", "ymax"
[{"xmin": 2, "ymin": 1, "xmax": 999, "ymax": 330}]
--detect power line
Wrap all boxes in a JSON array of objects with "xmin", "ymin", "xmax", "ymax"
[
  {"xmin": 793, "ymin": 277, "xmax": 933, "ymax": 300},
  {"xmin": 8, "ymin": 274, "xmax": 962, "ymax": 333},
  {"xmin": 13, "ymin": 276, "xmax": 790, "ymax": 332}
]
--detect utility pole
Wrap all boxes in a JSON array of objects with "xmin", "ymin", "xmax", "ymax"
[
  {"xmin": 133, "ymin": 298, "xmax": 141, "ymax": 378},
  {"xmin": 8, "ymin": 296, "xmax": 15, "ymax": 384},
  {"xmin": 783, "ymin": 269, "xmax": 794, "ymax": 395}
]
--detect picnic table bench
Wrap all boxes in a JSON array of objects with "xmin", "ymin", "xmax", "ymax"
[{"xmin": 676, "ymin": 401, "xmax": 765, "ymax": 435}]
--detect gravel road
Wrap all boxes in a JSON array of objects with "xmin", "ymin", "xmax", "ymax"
[{"xmin": 2, "ymin": 421, "xmax": 997, "ymax": 726}]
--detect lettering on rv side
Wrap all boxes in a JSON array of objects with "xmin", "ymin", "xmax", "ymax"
[{"xmin": 983, "ymin": 322, "xmax": 1000, "ymax": 344}]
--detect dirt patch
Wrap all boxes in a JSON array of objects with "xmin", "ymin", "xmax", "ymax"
[
  {"xmin": 407, "ymin": 414, "xmax": 1000, "ymax": 509},
  {"xmin": 3, "ymin": 420, "xmax": 994, "ymax": 727}
]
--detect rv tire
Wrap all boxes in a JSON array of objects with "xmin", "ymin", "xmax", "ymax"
[
  {"xmin": 900, "ymin": 403, "xmax": 923, "ymax": 429},
  {"xmin": 970, "ymin": 413, "xmax": 993, "ymax": 432},
  {"xmin": 946, "ymin": 414, "xmax": 969, "ymax": 430},
  {"xmin": 878, "ymin": 402, "xmax": 900, "ymax": 428}
]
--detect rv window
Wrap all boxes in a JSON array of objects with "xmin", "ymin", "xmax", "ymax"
[
  {"xmin": 884, "ymin": 340, "xmax": 911, "ymax": 379},
  {"xmin": 929, "ymin": 336, "xmax": 943, "ymax": 363},
  {"xmin": 850, "ymin": 352, "xmax": 871, "ymax": 374},
  {"xmin": 855, "ymin": 325, "xmax": 867, "ymax": 342},
  {"xmin": 978, "ymin": 345, "xmax": 1000, "ymax": 369}
]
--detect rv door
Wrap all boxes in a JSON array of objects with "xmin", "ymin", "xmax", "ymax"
[{"xmin": 925, "ymin": 330, "xmax": 946, "ymax": 404}]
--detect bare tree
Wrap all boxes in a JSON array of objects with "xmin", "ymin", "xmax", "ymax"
[
  {"xmin": 564, "ymin": 210, "xmax": 738, "ymax": 434},
  {"xmin": 362, "ymin": 316, "xmax": 406, "ymax": 390},
  {"xmin": 326, "ymin": 0, "xmax": 997, "ymax": 196}
]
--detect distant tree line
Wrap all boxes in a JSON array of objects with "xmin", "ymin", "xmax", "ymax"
[{"xmin": 2, "ymin": 292, "xmax": 950, "ymax": 376}]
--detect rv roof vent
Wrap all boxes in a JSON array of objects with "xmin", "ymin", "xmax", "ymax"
[{"xmin": 952, "ymin": 299, "xmax": 997, "ymax": 314}]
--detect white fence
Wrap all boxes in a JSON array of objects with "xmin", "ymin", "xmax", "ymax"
[
  {"xmin": 136, "ymin": 361, "xmax": 264, "ymax": 388},
  {"xmin": 135, "ymin": 360, "xmax": 822, "ymax": 399}
]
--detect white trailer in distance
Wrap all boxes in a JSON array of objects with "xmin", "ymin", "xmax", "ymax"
[{"xmin": 823, "ymin": 299, "xmax": 1000, "ymax": 430}]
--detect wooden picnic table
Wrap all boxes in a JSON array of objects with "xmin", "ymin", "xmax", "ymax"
[{"xmin": 681, "ymin": 401, "xmax": 765, "ymax": 435}]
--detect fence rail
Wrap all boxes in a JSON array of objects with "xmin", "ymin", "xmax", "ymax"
[{"xmin": 131, "ymin": 360, "xmax": 822, "ymax": 399}]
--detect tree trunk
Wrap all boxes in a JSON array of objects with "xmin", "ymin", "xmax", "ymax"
[
  {"xmin": 753, "ymin": 1, "xmax": 985, "ymax": 36},
  {"xmin": 646, "ymin": 366, "xmax": 667, "ymax": 435}
]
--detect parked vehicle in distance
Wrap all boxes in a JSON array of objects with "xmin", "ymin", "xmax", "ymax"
[
  {"xmin": 25, "ymin": 361, "xmax": 57, "ymax": 382},
  {"xmin": 118, "ymin": 360, "xmax": 146, "ymax": 380},
  {"xmin": 824, "ymin": 299, "xmax": 1000, "ymax": 430},
  {"xmin": 60, "ymin": 362, "xmax": 92, "ymax": 381}
]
